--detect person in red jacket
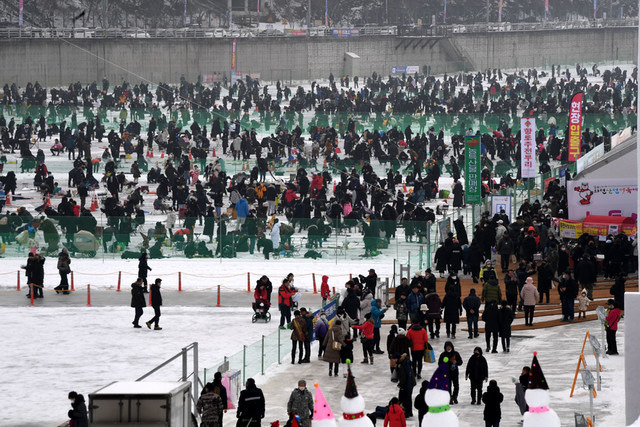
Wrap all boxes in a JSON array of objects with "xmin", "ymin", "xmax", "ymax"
[
  {"xmin": 320, "ymin": 275, "xmax": 331, "ymax": 305},
  {"xmin": 406, "ymin": 322, "xmax": 429, "ymax": 379},
  {"xmin": 606, "ymin": 299, "xmax": 622, "ymax": 355},
  {"xmin": 384, "ymin": 397, "xmax": 406, "ymax": 427},
  {"xmin": 253, "ymin": 282, "xmax": 270, "ymax": 310},
  {"xmin": 353, "ymin": 313, "xmax": 375, "ymax": 364},
  {"xmin": 278, "ymin": 279, "xmax": 296, "ymax": 329}
]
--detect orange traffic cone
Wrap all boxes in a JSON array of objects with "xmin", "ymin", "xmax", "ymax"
[
  {"xmin": 91, "ymin": 195, "xmax": 98, "ymax": 212},
  {"xmin": 148, "ymin": 149, "xmax": 154, "ymax": 158},
  {"xmin": 161, "ymin": 150, "xmax": 165, "ymax": 159},
  {"xmin": 5, "ymin": 194, "xmax": 10, "ymax": 206},
  {"xmin": 189, "ymin": 151, "xmax": 193, "ymax": 160}
]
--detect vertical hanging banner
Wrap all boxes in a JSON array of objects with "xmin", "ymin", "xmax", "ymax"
[
  {"xmin": 443, "ymin": 0, "xmax": 447, "ymax": 24},
  {"xmin": 520, "ymin": 117, "xmax": 536, "ymax": 178},
  {"xmin": 593, "ymin": 0, "xmax": 597, "ymax": 19},
  {"xmin": 498, "ymin": 0, "xmax": 503, "ymax": 22},
  {"xmin": 464, "ymin": 136, "xmax": 482, "ymax": 204},
  {"xmin": 545, "ymin": 0, "xmax": 549, "ymax": 20},
  {"xmin": 104, "ymin": 0, "xmax": 109, "ymax": 27},
  {"xmin": 568, "ymin": 92, "xmax": 583, "ymax": 161},
  {"xmin": 231, "ymin": 38, "xmax": 237, "ymax": 70},
  {"xmin": 324, "ymin": 0, "xmax": 328, "ymax": 25},
  {"xmin": 19, "ymin": 0, "xmax": 23, "ymax": 27}
]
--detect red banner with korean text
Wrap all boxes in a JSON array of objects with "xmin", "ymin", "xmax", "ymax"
[
  {"xmin": 520, "ymin": 118, "xmax": 536, "ymax": 178},
  {"xmin": 231, "ymin": 38, "xmax": 237, "ymax": 70},
  {"xmin": 568, "ymin": 92, "xmax": 583, "ymax": 161}
]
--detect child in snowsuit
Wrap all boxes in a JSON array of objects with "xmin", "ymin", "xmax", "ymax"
[
  {"xmin": 577, "ymin": 289, "xmax": 590, "ymax": 319},
  {"xmin": 320, "ymin": 275, "xmax": 331, "ymax": 305}
]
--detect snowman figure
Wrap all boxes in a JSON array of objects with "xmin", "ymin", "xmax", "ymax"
[
  {"xmin": 313, "ymin": 383, "xmax": 337, "ymax": 427},
  {"xmin": 421, "ymin": 357, "xmax": 459, "ymax": 427},
  {"xmin": 338, "ymin": 362, "xmax": 374, "ymax": 427},
  {"xmin": 523, "ymin": 352, "xmax": 561, "ymax": 427},
  {"xmin": 574, "ymin": 183, "xmax": 593, "ymax": 205}
]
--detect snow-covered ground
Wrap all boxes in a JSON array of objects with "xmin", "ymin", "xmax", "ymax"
[{"xmin": 0, "ymin": 296, "xmax": 626, "ymax": 426}]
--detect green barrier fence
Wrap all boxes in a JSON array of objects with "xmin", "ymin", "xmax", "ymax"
[
  {"xmin": 0, "ymin": 102, "xmax": 634, "ymax": 139},
  {"xmin": 0, "ymin": 168, "xmax": 561, "ymax": 262}
]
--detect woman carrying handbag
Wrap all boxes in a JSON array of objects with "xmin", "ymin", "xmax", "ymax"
[{"xmin": 322, "ymin": 319, "xmax": 345, "ymax": 376}]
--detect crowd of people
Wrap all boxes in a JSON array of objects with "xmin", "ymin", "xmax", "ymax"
[
  {"xmin": 0, "ymin": 63, "xmax": 636, "ymax": 265},
  {"xmin": 7, "ymin": 65, "xmax": 632, "ymax": 426}
]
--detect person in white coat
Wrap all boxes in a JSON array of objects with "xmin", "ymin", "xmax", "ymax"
[{"xmin": 271, "ymin": 219, "xmax": 281, "ymax": 250}]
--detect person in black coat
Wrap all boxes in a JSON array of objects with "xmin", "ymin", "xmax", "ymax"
[
  {"xmin": 438, "ymin": 341, "xmax": 463, "ymax": 405},
  {"xmin": 203, "ymin": 371, "xmax": 229, "ymax": 406},
  {"xmin": 131, "ymin": 278, "xmax": 146, "ymax": 328},
  {"xmin": 359, "ymin": 269, "xmax": 378, "ymax": 297},
  {"xmin": 463, "ymin": 288, "xmax": 481, "ymax": 339},
  {"xmin": 558, "ymin": 270, "xmax": 578, "ymax": 321},
  {"xmin": 434, "ymin": 244, "xmax": 449, "ymax": 277},
  {"xmin": 536, "ymin": 260, "xmax": 553, "ymax": 304},
  {"xmin": 610, "ymin": 273, "xmax": 626, "ymax": 310},
  {"xmin": 482, "ymin": 301, "xmax": 500, "ymax": 353},
  {"xmin": 482, "ymin": 380, "xmax": 503, "ymax": 427},
  {"xmin": 414, "ymin": 380, "xmax": 429, "ymax": 425},
  {"xmin": 237, "ymin": 378, "xmax": 265, "ymax": 427},
  {"xmin": 442, "ymin": 286, "xmax": 462, "ymax": 339},
  {"xmin": 68, "ymin": 391, "xmax": 89, "ymax": 427},
  {"xmin": 453, "ymin": 216, "xmax": 469, "ymax": 245},
  {"xmin": 452, "ymin": 179, "xmax": 464, "ymax": 207},
  {"xmin": 577, "ymin": 255, "xmax": 597, "ymax": 300},
  {"xmin": 497, "ymin": 301, "xmax": 514, "ymax": 352},
  {"xmin": 138, "ymin": 252, "xmax": 152, "ymax": 292},
  {"xmin": 146, "ymin": 278, "xmax": 163, "ymax": 330},
  {"xmin": 465, "ymin": 347, "xmax": 489, "ymax": 405},
  {"xmin": 340, "ymin": 288, "xmax": 361, "ymax": 335}
]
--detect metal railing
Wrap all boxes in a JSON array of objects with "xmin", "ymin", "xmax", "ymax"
[
  {"xmin": 398, "ymin": 18, "xmax": 639, "ymax": 36},
  {"xmin": 0, "ymin": 25, "xmax": 398, "ymax": 39},
  {"xmin": 135, "ymin": 341, "xmax": 203, "ymax": 418},
  {"xmin": 2, "ymin": 18, "xmax": 636, "ymax": 39}
]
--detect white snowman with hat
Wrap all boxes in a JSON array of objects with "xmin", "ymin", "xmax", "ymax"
[
  {"xmin": 523, "ymin": 352, "xmax": 561, "ymax": 427},
  {"xmin": 421, "ymin": 357, "xmax": 459, "ymax": 427},
  {"xmin": 338, "ymin": 362, "xmax": 374, "ymax": 427}
]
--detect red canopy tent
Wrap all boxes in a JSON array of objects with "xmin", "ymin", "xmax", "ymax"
[{"xmin": 582, "ymin": 215, "xmax": 637, "ymax": 237}]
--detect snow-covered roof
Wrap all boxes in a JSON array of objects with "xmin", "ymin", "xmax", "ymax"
[{"xmin": 93, "ymin": 381, "xmax": 190, "ymax": 395}]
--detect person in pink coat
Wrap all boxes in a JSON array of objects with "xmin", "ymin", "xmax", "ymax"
[{"xmin": 520, "ymin": 277, "xmax": 539, "ymax": 326}]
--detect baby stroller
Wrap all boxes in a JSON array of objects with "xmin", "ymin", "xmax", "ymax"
[{"xmin": 252, "ymin": 299, "xmax": 271, "ymax": 323}]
